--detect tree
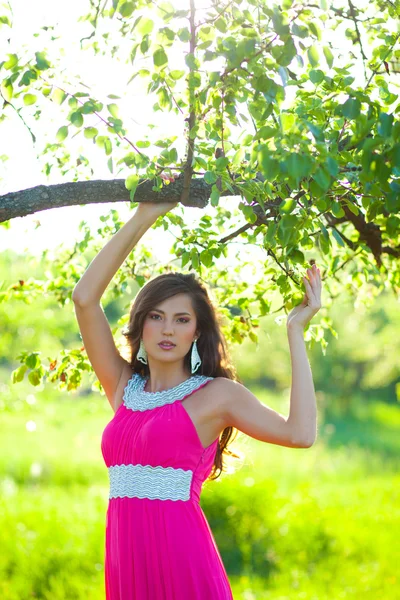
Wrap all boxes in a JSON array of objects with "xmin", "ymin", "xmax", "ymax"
[{"xmin": 0, "ymin": 0, "xmax": 399, "ymax": 391}]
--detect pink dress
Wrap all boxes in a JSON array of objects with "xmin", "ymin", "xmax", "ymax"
[{"xmin": 101, "ymin": 372, "xmax": 234, "ymax": 600}]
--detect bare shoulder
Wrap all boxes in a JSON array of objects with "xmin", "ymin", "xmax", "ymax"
[
  {"xmin": 209, "ymin": 376, "xmax": 243, "ymax": 420},
  {"xmin": 212, "ymin": 376, "xmax": 244, "ymax": 394}
]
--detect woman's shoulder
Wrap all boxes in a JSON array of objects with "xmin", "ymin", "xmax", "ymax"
[
  {"xmin": 212, "ymin": 376, "xmax": 241, "ymax": 388},
  {"xmin": 208, "ymin": 376, "xmax": 243, "ymax": 401}
]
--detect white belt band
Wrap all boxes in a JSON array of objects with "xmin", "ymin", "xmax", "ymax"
[{"xmin": 108, "ymin": 463, "xmax": 193, "ymax": 501}]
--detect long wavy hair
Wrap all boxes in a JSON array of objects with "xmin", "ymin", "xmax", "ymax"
[{"xmin": 122, "ymin": 271, "xmax": 243, "ymax": 481}]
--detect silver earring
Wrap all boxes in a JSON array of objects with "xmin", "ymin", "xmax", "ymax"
[
  {"xmin": 191, "ymin": 338, "xmax": 201, "ymax": 374},
  {"xmin": 137, "ymin": 338, "xmax": 148, "ymax": 365}
]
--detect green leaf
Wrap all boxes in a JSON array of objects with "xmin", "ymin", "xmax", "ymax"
[
  {"xmin": 26, "ymin": 353, "xmax": 40, "ymax": 369},
  {"xmin": 170, "ymin": 70, "xmax": 185, "ymax": 80},
  {"xmin": 305, "ymin": 121, "xmax": 324, "ymax": 141},
  {"xmin": 181, "ymin": 251, "xmax": 190, "ymax": 268},
  {"xmin": 119, "ymin": 2, "xmax": 134, "ymax": 17},
  {"xmin": 313, "ymin": 167, "xmax": 331, "ymax": 191},
  {"xmin": 215, "ymin": 17, "xmax": 227, "ymax": 33},
  {"xmin": 309, "ymin": 21, "xmax": 321, "ymax": 40},
  {"xmin": 210, "ymin": 184, "xmax": 220, "ymax": 206},
  {"xmin": 200, "ymin": 249, "xmax": 213, "ymax": 267},
  {"xmin": 279, "ymin": 198, "xmax": 297, "ymax": 214},
  {"xmin": 309, "ymin": 69, "xmax": 324, "ymax": 84},
  {"xmin": 291, "ymin": 23, "xmax": 308, "ymax": 38},
  {"xmin": 264, "ymin": 221, "xmax": 278, "ymax": 245},
  {"xmin": 326, "ymin": 156, "xmax": 339, "ymax": 177},
  {"xmin": 386, "ymin": 215, "xmax": 400, "ymax": 237},
  {"xmin": 1, "ymin": 80, "xmax": 13, "ymax": 101},
  {"xmin": 185, "ymin": 53, "xmax": 198, "ymax": 70},
  {"xmin": 84, "ymin": 127, "xmax": 98, "ymax": 139},
  {"xmin": 136, "ymin": 140, "xmax": 150, "ymax": 148},
  {"xmin": 307, "ymin": 45, "xmax": 319, "ymax": 67},
  {"xmin": 12, "ymin": 364, "xmax": 27, "ymax": 383},
  {"xmin": 153, "ymin": 48, "xmax": 168, "ymax": 67},
  {"xmin": 157, "ymin": 87, "xmax": 170, "ymax": 108},
  {"xmin": 35, "ymin": 51, "xmax": 51, "ymax": 70},
  {"xmin": 28, "ymin": 369, "xmax": 42, "ymax": 386},
  {"xmin": 23, "ymin": 93, "xmax": 37, "ymax": 106},
  {"xmin": 96, "ymin": 135, "xmax": 112, "ymax": 155},
  {"xmin": 323, "ymin": 46, "xmax": 334, "ymax": 68},
  {"xmin": 216, "ymin": 157, "xmax": 229, "ymax": 170},
  {"xmin": 378, "ymin": 113, "xmax": 394, "ymax": 138},
  {"xmin": 255, "ymin": 126, "xmax": 277, "ymax": 140},
  {"xmin": 125, "ymin": 174, "xmax": 140, "ymax": 199},
  {"xmin": 259, "ymin": 150, "xmax": 280, "ymax": 179},
  {"xmin": 331, "ymin": 201, "xmax": 345, "ymax": 217},
  {"xmin": 285, "ymin": 153, "xmax": 313, "ymax": 182},
  {"xmin": 178, "ymin": 27, "xmax": 191, "ymax": 42},
  {"xmin": 56, "ymin": 126, "xmax": 69, "ymax": 142},
  {"xmin": 280, "ymin": 112, "xmax": 295, "ymax": 133},
  {"xmin": 53, "ymin": 89, "xmax": 67, "ymax": 105},
  {"xmin": 289, "ymin": 249, "xmax": 305, "ymax": 264},
  {"xmin": 273, "ymin": 37, "xmax": 297, "ymax": 67},
  {"xmin": 20, "ymin": 70, "xmax": 37, "ymax": 86},
  {"xmin": 204, "ymin": 171, "xmax": 217, "ymax": 184},
  {"xmin": 331, "ymin": 229, "xmax": 345, "ymax": 247},
  {"xmin": 140, "ymin": 35, "xmax": 150, "ymax": 54},
  {"xmin": 240, "ymin": 202, "xmax": 257, "ymax": 223},
  {"xmin": 340, "ymin": 97, "xmax": 361, "ymax": 119},
  {"xmin": 190, "ymin": 248, "xmax": 199, "ymax": 269},
  {"xmin": 4, "ymin": 53, "xmax": 18, "ymax": 69},
  {"xmin": 137, "ymin": 17, "xmax": 154, "ymax": 35},
  {"xmin": 70, "ymin": 111, "xmax": 83, "ymax": 127},
  {"xmin": 107, "ymin": 103, "xmax": 120, "ymax": 118},
  {"xmin": 272, "ymin": 10, "xmax": 290, "ymax": 37}
]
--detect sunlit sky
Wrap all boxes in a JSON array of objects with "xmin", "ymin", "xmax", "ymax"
[{"xmin": 0, "ymin": 0, "xmax": 383, "ymax": 270}]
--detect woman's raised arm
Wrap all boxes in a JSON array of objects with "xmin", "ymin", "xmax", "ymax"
[{"xmin": 72, "ymin": 200, "xmax": 178, "ymax": 410}]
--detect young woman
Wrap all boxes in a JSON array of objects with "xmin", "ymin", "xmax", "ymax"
[{"xmin": 72, "ymin": 199, "xmax": 321, "ymax": 599}]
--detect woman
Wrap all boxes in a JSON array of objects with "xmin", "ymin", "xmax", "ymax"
[{"xmin": 72, "ymin": 199, "xmax": 321, "ymax": 599}]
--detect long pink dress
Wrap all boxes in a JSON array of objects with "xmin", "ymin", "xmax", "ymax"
[{"xmin": 101, "ymin": 372, "xmax": 234, "ymax": 599}]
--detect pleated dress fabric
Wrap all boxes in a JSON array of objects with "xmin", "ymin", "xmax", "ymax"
[{"xmin": 101, "ymin": 372, "xmax": 234, "ymax": 600}]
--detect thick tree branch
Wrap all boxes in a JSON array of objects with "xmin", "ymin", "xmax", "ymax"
[{"xmin": 0, "ymin": 177, "xmax": 213, "ymax": 222}]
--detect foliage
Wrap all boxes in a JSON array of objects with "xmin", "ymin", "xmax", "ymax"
[{"xmin": 0, "ymin": 0, "xmax": 399, "ymax": 390}]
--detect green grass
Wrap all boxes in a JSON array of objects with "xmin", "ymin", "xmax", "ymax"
[{"xmin": 0, "ymin": 381, "xmax": 399, "ymax": 599}]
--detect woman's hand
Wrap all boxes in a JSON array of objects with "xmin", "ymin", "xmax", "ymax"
[
  {"xmin": 135, "ymin": 173, "xmax": 179, "ymax": 220},
  {"xmin": 286, "ymin": 264, "xmax": 322, "ymax": 331}
]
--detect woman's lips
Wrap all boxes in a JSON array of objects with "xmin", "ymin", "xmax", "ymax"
[{"xmin": 158, "ymin": 343, "xmax": 176, "ymax": 350}]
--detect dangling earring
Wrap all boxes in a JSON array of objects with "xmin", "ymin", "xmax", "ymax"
[
  {"xmin": 191, "ymin": 338, "xmax": 201, "ymax": 374},
  {"xmin": 137, "ymin": 338, "xmax": 148, "ymax": 365}
]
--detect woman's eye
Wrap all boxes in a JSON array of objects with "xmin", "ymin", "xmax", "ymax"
[{"xmin": 149, "ymin": 314, "xmax": 188, "ymax": 323}]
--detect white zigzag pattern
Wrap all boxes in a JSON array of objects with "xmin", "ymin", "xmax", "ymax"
[
  {"xmin": 123, "ymin": 373, "xmax": 214, "ymax": 412},
  {"xmin": 108, "ymin": 463, "xmax": 193, "ymax": 501}
]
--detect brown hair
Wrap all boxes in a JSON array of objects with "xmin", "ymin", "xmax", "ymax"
[{"xmin": 122, "ymin": 271, "xmax": 243, "ymax": 481}]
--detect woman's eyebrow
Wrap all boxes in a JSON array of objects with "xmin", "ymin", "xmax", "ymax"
[{"xmin": 152, "ymin": 309, "xmax": 192, "ymax": 316}]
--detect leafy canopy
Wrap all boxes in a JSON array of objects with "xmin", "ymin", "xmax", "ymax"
[{"xmin": 0, "ymin": 0, "xmax": 399, "ymax": 391}]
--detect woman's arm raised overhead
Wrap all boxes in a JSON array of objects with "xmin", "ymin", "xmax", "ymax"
[
  {"xmin": 72, "ymin": 199, "xmax": 178, "ymax": 411},
  {"xmin": 217, "ymin": 264, "xmax": 321, "ymax": 448}
]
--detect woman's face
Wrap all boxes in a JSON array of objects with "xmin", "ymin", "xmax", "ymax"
[{"xmin": 141, "ymin": 293, "xmax": 199, "ymax": 364}]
